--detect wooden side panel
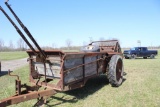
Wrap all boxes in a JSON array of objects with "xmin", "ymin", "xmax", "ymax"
[
  {"xmin": 64, "ymin": 54, "xmax": 100, "ymax": 84},
  {"xmin": 34, "ymin": 56, "xmax": 61, "ymax": 78},
  {"xmin": 84, "ymin": 56, "xmax": 97, "ymax": 76},
  {"xmin": 64, "ymin": 57, "xmax": 83, "ymax": 84}
]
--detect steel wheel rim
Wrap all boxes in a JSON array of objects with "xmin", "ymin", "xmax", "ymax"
[{"xmin": 116, "ymin": 59, "xmax": 122, "ymax": 81}]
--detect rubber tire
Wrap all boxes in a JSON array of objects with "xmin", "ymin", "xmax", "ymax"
[
  {"xmin": 150, "ymin": 54, "xmax": 155, "ymax": 59},
  {"xmin": 130, "ymin": 54, "xmax": 136, "ymax": 59},
  {"xmin": 81, "ymin": 45, "xmax": 100, "ymax": 52},
  {"xmin": 125, "ymin": 57, "xmax": 129, "ymax": 59},
  {"xmin": 108, "ymin": 55, "xmax": 124, "ymax": 87},
  {"xmin": 143, "ymin": 57, "xmax": 147, "ymax": 59}
]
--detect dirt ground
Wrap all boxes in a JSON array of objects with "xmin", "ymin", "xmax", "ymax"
[{"xmin": 0, "ymin": 58, "xmax": 28, "ymax": 72}]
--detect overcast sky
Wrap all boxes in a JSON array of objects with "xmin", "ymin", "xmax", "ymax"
[{"xmin": 0, "ymin": 0, "xmax": 160, "ymax": 48}]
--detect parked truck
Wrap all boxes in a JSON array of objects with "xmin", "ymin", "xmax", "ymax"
[
  {"xmin": 123, "ymin": 47, "xmax": 158, "ymax": 59},
  {"xmin": 0, "ymin": 1, "xmax": 124, "ymax": 106}
]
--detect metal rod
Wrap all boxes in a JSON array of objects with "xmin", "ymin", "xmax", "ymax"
[
  {"xmin": 5, "ymin": 1, "xmax": 46, "ymax": 60},
  {"xmin": 0, "ymin": 6, "xmax": 37, "ymax": 55},
  {"xmin": 44, "ymin": 62, "xmax": 47, "ymax": 86},
  {"xmin": 8, "ymin": 69, "xmax": 19, "ymax": 80},
  {"xmin": 64, "ymin": 57, "xmax": 105, "ymax": 73},
  {"xmin": 0, "ymin": 89, "xmax": 57, "ymax": 107}
]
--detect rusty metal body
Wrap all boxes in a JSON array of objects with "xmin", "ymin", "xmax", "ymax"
[
  {"xmin": 0, "ymin": 1, "xmax": 123, "ymax": 106},
  {"xmin": 26, "ymin": 41, "xmax": 122, "ymax": 92}
]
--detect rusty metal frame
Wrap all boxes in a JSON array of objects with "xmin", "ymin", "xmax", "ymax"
[
  {"xmin": 0, "ymin": 89, "xmax": 57, "ymax": 107},
  {"xmin": 27, "ymin": 51, "xmax": 108, "ymax": 89}
]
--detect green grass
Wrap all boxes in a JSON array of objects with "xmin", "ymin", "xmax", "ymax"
[
  {"xmin": 0, "ymin": 51, "xmax": 160, "ymax": 107},
  {"xmin": 0, "ymin": 51, "xmax": 28, "ymax": 61}
]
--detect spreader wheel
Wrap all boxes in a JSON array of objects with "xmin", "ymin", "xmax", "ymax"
[{"xmin": 108, "ymin": 55, "xmax": 124, "ymax": 87}]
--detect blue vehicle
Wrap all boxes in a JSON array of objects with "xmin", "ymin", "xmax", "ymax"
[{"xmin": 123, "ymin": 47, "xmax": 158, "ymax": 59}]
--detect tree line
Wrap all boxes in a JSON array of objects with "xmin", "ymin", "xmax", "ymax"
[
  {"xmin": 3, "ymin": 37, "xmax": 158, "ymax": 52},
  {"xmin": 0, "ymin": 37, "xmax": 107, "ymax": 52},
  {"xmin": 0, "ymin": 38, "xmax": 82, "ymax": 52},
  {"xmin": 0, "ymin": 38, "xmax": 28, "ymax": 52}
]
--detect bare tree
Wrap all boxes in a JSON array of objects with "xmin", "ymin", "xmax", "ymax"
[
  {"xmin": 0, "ymin": 39, "xmax": 2, "ymax": 51},
  {"xmin": 17, "ymin": 38, "xmax": 21, "ymax": 50},
  {"xmin": 21, "ymin": 39, "xmax": 24, "ymax": 50},
  {"xmin": 65, "ymin": 39, "xmax": 72, "ymax": 50},
  {"xmin": 17, "ymin": 38, "xmax": 25, "ymax": 51},
  {"xmin": 0, "ymin": 39, "xmax": 4, "ymax": 51},
  {"xmin": 24, "ymin": 42, "xmax": 28, "ymax": 50},
  {"xmin": 9, "ymin": 40, "xmax": 14, "ymax": 50},
  {"xmin": 52, "ymin": 43, "xmax": 57, "ymax": 49}
]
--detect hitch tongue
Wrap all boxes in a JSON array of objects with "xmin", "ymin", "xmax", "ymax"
[{"xmin": 8, "ymin": 69, "xmax": 21, "ymax": 95}]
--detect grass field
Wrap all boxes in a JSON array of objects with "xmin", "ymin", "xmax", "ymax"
[
  {"xmin": 0, "ymin": 51, "xmax": 28, "ymax": 61},
  {"xmin": 0, "ymin": 50, "xmax": 79, "ymax": 61},
  {"xmin": 0, "ymin": 51, "xmax": 160, "ymax": 107}
]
